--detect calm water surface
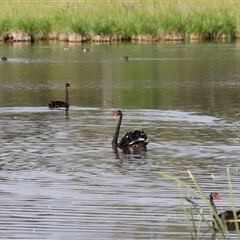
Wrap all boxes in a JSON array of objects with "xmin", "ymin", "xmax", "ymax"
[{"xmin": 1, "ymin": 42, "xmax": 240, "ymax": 239}]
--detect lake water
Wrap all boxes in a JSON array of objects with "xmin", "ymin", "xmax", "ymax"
[{"xmin": 1, "ymin": 41, "xmax": 240, "ymax": 239}]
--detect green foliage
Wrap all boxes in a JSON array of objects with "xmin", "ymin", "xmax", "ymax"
[
  {"xmin": 158, "ymin": 169, "xmax": 240, "ymax": 240},
  {"xmin": 118, "ymin": 18, "xmax": 138, "ymax": 38},
  {"xmin": 66, "ymin": 15, "xmax": 89, "ymax": 36},
  {"xmin": 91, "ymin": 17, "xmax": 117, "ymax": 36},
  {"xmin": 0, "ymin": 2, "xmax": 240, "ymax": 40},
  {"xmin": 0, "ymin": 18, "xmax": 10, "ymax": 35},
  {"xmin": 161, "ymin": 9, "xmax": 188, "ymax": 35}
]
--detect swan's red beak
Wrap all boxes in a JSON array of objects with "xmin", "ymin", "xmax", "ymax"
[
  {"xmin": 114, "ymin": 112, "xmax": 119, "ymax": 118},
  {"xmin": 216, "ymin": 195, "xmax": 222, "ymax": 202}
]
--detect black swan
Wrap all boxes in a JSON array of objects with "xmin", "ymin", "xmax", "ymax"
[
  {"xmin": 209, "ymin": 192, "xmax": 240, "ymax": 231},
  {"xmin": 1, "ymin": 57, "xmax": 7, "ymax": 61},
  {"xmin": 48, "ymin": 83, "xmax": 71, "ymax": 109},
  {"xmin": 112, "ymin": 110, "xmax": 148, "ymax": 150},
  {"xmin": 123, "ymin": 56, "xmax": 129, "ymax": 61}
]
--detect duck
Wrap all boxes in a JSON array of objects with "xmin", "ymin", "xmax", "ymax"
[{"xmin": 83, "ymin": 48, "xmax": 89, "ymax": 53}]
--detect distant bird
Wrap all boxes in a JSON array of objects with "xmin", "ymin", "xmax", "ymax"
[
  {"xmin": 6, "ymin": 35, "xmax": 14, "ymax": 43},
  {"xmin": 123, "ymin": 56, "xmax": 129, "ymax": 61},
  {"xmin": 48, "ymin": 83, "xmax": 71, "ymax": 109},
  {"xmin": 209, "ymin": 192, "xmax": 240, "ymax": 232},
  {"xmin": 1, "ymin": 57, "xmax": 7, "ymax": 61},
  {"xmin": 112, "ymin": 110, "xmax": 148, "ymax": 152},
  {"xmin": 83, "ymin": 48, "xmax": 89, "ymax": 52},
  {"xmin": 63, "ymin": 47, "xmax": 71, "ymax": 51}
]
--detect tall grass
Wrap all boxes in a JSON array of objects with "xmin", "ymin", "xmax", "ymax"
[
  {"xmin": 159, "ymin": 169, "xmax": 240, "ymax": 240},
  {"xmin": 0, "ymin": 1, "xmax": 240, "ymax": 41}
]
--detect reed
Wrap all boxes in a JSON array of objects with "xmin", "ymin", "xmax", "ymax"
[
  {"xmin": 0, "ymin": 1, "xmax": 240, "ymax": 41},
  {"xmin": 158, "ymin": 169, "xmax": 240, "ymax": 240}
]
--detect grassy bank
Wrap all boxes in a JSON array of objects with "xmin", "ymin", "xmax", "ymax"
[{"xmin": 0, "ymin": 1, "xmax": 240, "ymax": 42}]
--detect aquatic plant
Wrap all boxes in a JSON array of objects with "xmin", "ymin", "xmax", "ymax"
[{"xmin": 159, "ymin": 169, "xmax": 240, "ymax": 240}]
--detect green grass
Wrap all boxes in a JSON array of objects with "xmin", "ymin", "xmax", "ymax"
[
  {"xmin": 158, "ymin": 169, "xmax": 240, "ymax": 240},
  {"xmin": 0, "ymin": 1, "xmax": 240, "ymax": 41}
]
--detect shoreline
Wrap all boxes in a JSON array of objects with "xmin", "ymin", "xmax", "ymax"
[
  {"xmin": 1, "ymin": 31, "xmax": 239, "ymax": 44},
  {"xmin": 1, "ymin": 2, "xmax": 240, "ymax": 44}
]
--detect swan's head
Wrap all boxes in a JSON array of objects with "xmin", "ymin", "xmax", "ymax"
[
  {"xmin": 209, "ymin": 192, "xmax": 222, "ymax": 202},
  {"xmin": 65, "ymin": 83, "xmax": 71, "ymax": 87},
  {"xmin": 114, "ymin": 110, "xmax": 122, "ymax": 118}
]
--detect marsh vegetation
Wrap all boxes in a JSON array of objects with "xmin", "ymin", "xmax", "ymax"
[{"xmin": 0, "ymin": 1, "xmax": 240, "ymax": 42}]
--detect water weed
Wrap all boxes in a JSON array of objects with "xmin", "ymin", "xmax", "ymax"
[{"xmin": 159, "ymin": 169, "xmax": 240, "ymax": 240}]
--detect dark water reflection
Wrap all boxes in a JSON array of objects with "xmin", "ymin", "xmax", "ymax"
[{"xmin": 1, "ymin": 42, "xmax": 240, "ymax": 239}]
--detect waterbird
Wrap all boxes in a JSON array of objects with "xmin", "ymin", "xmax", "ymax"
[
  {"xmin": 112, "ymin": 110, "xmax": 148, "ymax": 152},
  {"xmin": 83, "ymin": 48, "xmax": 89, "ymax": 52},
  {"xmin": 48, "ymin": 83, "xmax": 71, "ymax": 110},
  {"xmin": 209, "ymin": 192, "xmax": 240, "ymax": 232}
]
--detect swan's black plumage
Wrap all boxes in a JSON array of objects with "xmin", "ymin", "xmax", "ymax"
[
  {"xmin": 112, "ymin": 110, "xmax": 148, "ymax": 151},
  {"xmin": 209, "ymin": 192, "xmax": 240, "ymax": 232},
  {"xmin": 119, "ymin": 130, "xmax": 147, "ymax": 147},
  {"xmin": 48, "ymin": 83, "xmax": 70, "ymax": 109}
]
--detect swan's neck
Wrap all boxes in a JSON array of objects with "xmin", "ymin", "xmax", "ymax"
[
  {"xmin": 65, "ymin": 85, "xmax": 69, "ymax": 109},
  {"xmin": 210, "ymin": 196, "xmax": 218, "ymax": 217},
  {"xmin": 112, "ymin": 113, "xmax": 122, "ymax": 148}
]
